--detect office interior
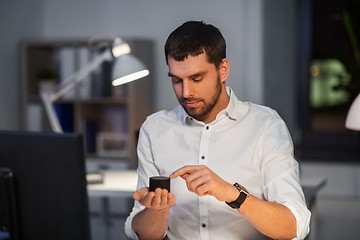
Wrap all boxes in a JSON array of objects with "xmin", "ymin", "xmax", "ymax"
[{"xmin": 1, "ymin": 0, "xmax": 360, "ymax": 239}]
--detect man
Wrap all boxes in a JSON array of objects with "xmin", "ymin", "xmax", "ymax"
[{"xmin": 125, "ymin": 21, "xmax": 310, "ymax": 240}]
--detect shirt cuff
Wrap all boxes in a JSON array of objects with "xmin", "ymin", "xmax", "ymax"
[
  {"xmin": 281, "ymin": 200, "xmax": 311, "ymax": 240},
  {"xmin": 124, "ymin": 204, "xmax": 145, "ymax": 239}
]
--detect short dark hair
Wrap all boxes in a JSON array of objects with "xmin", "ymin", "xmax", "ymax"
[{"xmin": 164, "ymin": 21, "xmax": 226, "ymax": 68}]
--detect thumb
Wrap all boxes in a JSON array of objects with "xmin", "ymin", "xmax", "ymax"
[{"xmin": 133, "ymin": 187, "xmax": 149, "ymax": 200}]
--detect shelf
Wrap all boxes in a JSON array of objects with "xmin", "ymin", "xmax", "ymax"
[
  {"xmin": 27, "ymin": 96, "xmax": 128, "ymax": 105},
  {"xmin": 20, "ymin": 37, "xmax": 154, "ymax": 165}
]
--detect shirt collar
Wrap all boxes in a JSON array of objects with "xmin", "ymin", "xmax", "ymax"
[{"xmin": 181, "ymin": 87, "xmax": 249, "ymax": 125}]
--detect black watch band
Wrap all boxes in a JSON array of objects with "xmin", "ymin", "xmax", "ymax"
[{"xmin": 225, "ymin": 183, "xmax": 249, "ymax": 209}]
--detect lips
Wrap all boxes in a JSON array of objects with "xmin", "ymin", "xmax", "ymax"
[{"xmin": 184, "ymin": 101, "xmax": 200, "ymax": 108}]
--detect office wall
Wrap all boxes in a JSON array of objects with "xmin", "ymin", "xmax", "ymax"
[
  {"xmin": 263, "ymin": 0, "xmax": 298, "ymax": 137},
  {"xmin": 0, "ymin": 0, "xmax": 267, "ymax": 132},
  {"xmin": 0, "ymin": 0, "xmax": 44, "ymax": 130},
  {"xmin": 40, "ymin": 0, "xmax": 264, "ymax": 110}
]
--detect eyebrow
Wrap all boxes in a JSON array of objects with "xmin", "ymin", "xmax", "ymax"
[{"xmin": 168, "ymin": 71, "xmax": 208, "ymax": 79}]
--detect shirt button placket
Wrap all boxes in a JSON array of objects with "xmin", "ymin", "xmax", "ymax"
[
  {"xmin": 198, "ymin": 124, "xmax": 211, "ymax": 240},
  {"xmin": 199, "ymin": 125, "xmax": 210, "ymax": 164}
]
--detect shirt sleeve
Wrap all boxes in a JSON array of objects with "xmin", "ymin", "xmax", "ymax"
[
  {"xmin": 259, "ymin": 117, "xmax": 311, "ymax": 240},
  {"xmin": 124, "ymin": 121, "xmax": 164, "ymax": 239}
]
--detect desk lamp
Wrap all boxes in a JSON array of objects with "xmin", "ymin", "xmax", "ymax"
[
  {"xmin": 41, "ymin": 37, "xmax": 150, "ymax": 133},
  {"xmin": 345, "ymin": 93, "xmax": 360, "ymax": 131}
]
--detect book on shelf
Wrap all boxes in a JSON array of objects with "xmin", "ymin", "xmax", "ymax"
[
  {"xmin": 58, "ymin": 47, "xmax": 76, "ymax": 99},
  {"xmin": 54, "ymin": 103, "xmax": 74, "ymax": 132},
  {"xmin": 78, "ymin": 47, "xmax": 92, "ymax": 99},
  {"xmin": 26, "ymin": 103, "xmax": 43, "ymax": 131},
  {"xmin": 103, "ymin": 107, "xmax": 128, "ymax": 132},
  {"xmin": 82, "ymin": 119, "xmax": 97, "ymax": 154}
]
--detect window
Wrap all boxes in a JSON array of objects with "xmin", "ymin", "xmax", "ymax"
[{"xmin": 297, "ymin": 0, "xmax": 360, "ymax": 160}]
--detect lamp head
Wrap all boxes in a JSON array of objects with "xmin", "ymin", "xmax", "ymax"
[
  {"xmin": 111, "ymin": 54, "xmax": 150, "ymax": 86},
  {"xmin": 111, "ymin": 38, "xmax": 131, "ymax": 58},
  {"xmin": 109, "ymin": 37, "xmax": 150, "ymax": 86},
  {"xmin": 345, "ymin": 93, "xmax": 360, "ymax": 131}
]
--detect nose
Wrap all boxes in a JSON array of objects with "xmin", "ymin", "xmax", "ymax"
[{"xmin": 182, "ymin": 80, "xmax": 194, "ymax": 99}]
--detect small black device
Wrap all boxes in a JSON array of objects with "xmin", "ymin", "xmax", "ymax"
[{"xmin": 149, "ymin": 176, "xmax": 170, "ymax": 192}]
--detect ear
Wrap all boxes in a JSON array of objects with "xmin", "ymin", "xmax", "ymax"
[{"xmin": 219, "ymin": 58, "xmax": 230, "ymax": 83}]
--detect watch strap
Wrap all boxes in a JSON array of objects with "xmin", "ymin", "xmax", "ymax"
[{"xmin": 225, "ymin": 183, "xmax": 249, "ymax": 209}]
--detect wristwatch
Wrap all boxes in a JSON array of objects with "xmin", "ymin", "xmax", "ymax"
[{"xmin": 225, "ymin": 183, "xmax": 249, "ymax": 209}]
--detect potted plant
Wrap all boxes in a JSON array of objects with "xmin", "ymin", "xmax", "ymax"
[{"xmin": 37, "ymin": 67, "xmax": 57, "ymax": 94}]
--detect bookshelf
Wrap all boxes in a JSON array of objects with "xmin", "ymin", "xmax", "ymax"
[{"xmin": 19, "ymin": 37, "xmax": 154, "ymax": 167}]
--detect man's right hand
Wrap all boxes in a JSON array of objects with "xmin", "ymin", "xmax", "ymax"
[
  {"xmin": 133, "ymin": 187, "xmax": 176, "ymax": 210},
  {"xmin": 132, "ymin": 187, "xmax": 176, "ymax": 239}
]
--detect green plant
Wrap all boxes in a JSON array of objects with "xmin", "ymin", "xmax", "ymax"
[
  {"xmin": 37, "ymin": 67, "xmax": 57, "ymax": 80},
  {"xmin": 342, "ymin": 4, "xmax": 360, "ymax": 100}
]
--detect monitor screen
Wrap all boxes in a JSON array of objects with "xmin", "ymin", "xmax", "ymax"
[{"xmin": 0, "ymin": 131, "xmax": 90, "ymax": 240}]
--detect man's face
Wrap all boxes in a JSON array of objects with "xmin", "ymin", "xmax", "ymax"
[{"xmin": 167, "ymin": 53, "xmax": 228, "ymax": 123}]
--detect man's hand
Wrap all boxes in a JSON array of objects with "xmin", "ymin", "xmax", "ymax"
[
  {"xmin": 169, "ymin": 165, "xmax": 238, "ymax": 202},
  {"xmin": 132, "ymin": 187, "xmax": 176, "ymax": 239},
  {"xmin": 133, "ymin": 187, "xmax": 176, "ymax": 210}
]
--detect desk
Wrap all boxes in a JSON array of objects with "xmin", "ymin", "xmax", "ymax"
[
  {"xmin": 88, "ymin": 170, "xmax": 137, "ymax": 198},
  {"xmin": 301, "ymin": 177, "xmax": 327, "ymax": 207},
  {"xmin": 88, "ymin": 170, "xmax": 137, "ymax": 240},
  {"xmin": 88, "ymin": 171, "xmax": 326, "ymax": 240}
]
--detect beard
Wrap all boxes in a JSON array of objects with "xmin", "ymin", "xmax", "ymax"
[{"xmin": 178, "ymin": 74, "xmax": 222, "ymax": 120}]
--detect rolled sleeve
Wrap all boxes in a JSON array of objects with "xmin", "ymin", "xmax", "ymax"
[
  {"xmin": 282, "ymin": 200, "xmax": 311, "ymax": 239},
  {"xmin": 263, "ymin": 167, "xmax": 311, "ymax": 239},
  {"xmin": 260, "ymin": 119, "xmax": 311, "ymax": 239},
  {"xmin": 124, "ymin": 202, "xmax": 145, "ymax": 240},
  {"xmin": 124, "ymin": 121, "xmax": 163, "ymax": 239}
]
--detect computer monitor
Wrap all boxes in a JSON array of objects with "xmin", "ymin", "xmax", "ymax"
[
  {"xmin": 0, "ymin": 131, "xmax": 90, "ymax": 240},
  {"xmin": 0, "ymin": 168, "xmax": 18, "ymax": 240}
]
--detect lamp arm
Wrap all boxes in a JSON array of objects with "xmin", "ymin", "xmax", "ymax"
[
  {"xmin": 41, "ymin": 49, "xmax": 113, "ymax": 133},
  {"xmin": 41, "ymin": 91, "xmax": 63, "ymax": 133},
  {"xmin": 50, "ymin": 49, "xmax": 113, "ymax": 102}
]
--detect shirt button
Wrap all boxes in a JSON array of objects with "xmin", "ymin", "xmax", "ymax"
[
  {"xmin": 201, "ymin": 156, "xmax": 205, "ymax": 160},
  {"xmin": 202, "ymin": 223, "xmax": 206, "ymax": 228}
]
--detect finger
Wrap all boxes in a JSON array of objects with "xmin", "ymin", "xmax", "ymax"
[
  {"xmin": 150, "ymin": 188, "xmax": 162, "ymax": 208},
  {"xmin": 170, "ymin": 165, "xmax": 200, "ymax": 179},
  {"xmin": 133, "ymin": 187, "xmax": 149, "ymax": 200},
  {"xmin": 196, "ymin": 182, "xmax": 210, "ymax": 197},
  {"xmin": 187, "ymin": 175, "xmax": 209, "ymax": 193},
  {"xmin": 167, "ymin": 192, "xmax": 176, "ymax": 206},
  {"xmin": 139, "ymin": 191, "xmax": 155, "ymax": 207},
  {"xmin": 182, "ymin": 167, "xmax": 207, "ymax": 183},
  {"xmin": 160, "ymin": 189, "xmax": 169, "ymax": 208},
  {"xmin": 180, "ymin": 173, "xmax": 191, "ymax": 179}
]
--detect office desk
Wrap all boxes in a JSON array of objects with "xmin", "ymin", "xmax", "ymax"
[
  {"xmin": 88, "ymin": 170, "xmax": 137, "ymax": 198},
  {"xmin": 87, "ymin": 170, "xmax": 137, "ymax": 240},
  {"xmin": 301, "ymin": 177, "xmax": 327, "ymax": 240}
]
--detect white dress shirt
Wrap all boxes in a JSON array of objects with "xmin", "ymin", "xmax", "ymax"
[{"xmin": 125, "ymin": 87, "xmax": 310, "ymax": 240}]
